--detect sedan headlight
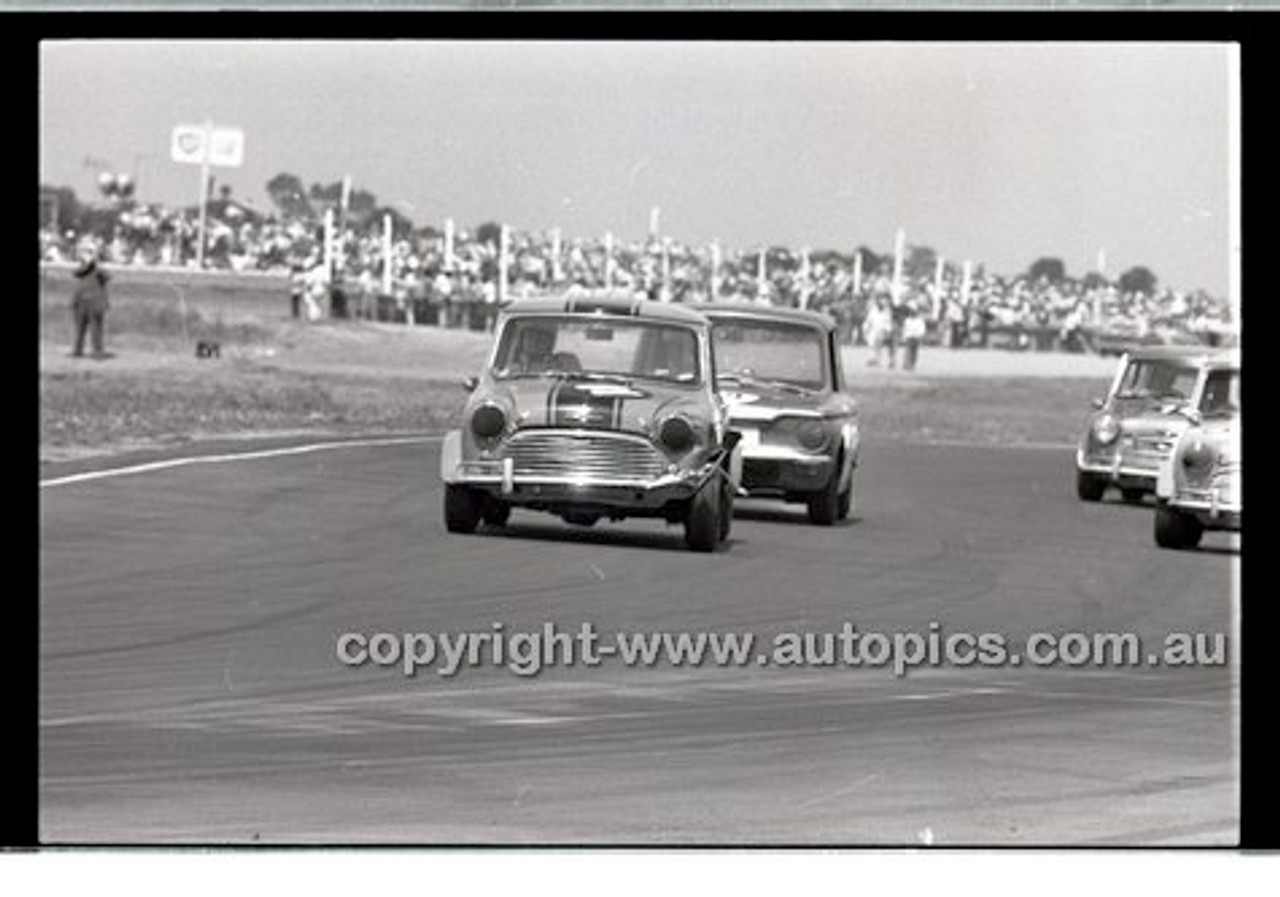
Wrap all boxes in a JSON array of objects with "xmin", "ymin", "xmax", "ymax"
[
  {"xmin": 795, "ymin": 419, "xmax": 832, "ymax": 452},
  {"xmin": 1092, "ymin": 413, "xmax": 1120, "ymax": 445}
]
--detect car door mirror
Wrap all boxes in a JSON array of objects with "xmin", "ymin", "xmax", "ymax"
[
  {"xmin": 1090, "ymin": 397, "xmax": 1105, "ymax": 410},
  {"xmin": 462, "ymin": 376, "xmax": 479, "ymax": 393}
]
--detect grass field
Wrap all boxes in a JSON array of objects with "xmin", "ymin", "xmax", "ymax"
[{"xmin": 39, "ymin": 270, "xmax": 1111, "ymax": 463}]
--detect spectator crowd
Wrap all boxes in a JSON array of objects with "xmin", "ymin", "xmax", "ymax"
[{"xmin": 39, "ymin": 194, "xmax": 1237, "ymax": 353}]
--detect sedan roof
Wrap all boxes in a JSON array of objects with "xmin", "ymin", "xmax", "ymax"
[{"xmin": 1124, "ymin": 344, "xmax": 1236, "ymax": 365}]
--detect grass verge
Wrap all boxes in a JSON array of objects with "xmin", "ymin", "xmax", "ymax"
[{"xmin": 39, "ymin": 291, "xmax": 1107, "ymax": 462}]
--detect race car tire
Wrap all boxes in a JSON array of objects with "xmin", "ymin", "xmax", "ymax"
[
  {"xmin": 685, "ymin": 476, "xmax": 724, "ymax": 552},
  {"xmin": 837, "ymin": 478, "xmax": 854, "ymax": 520},
  {"xmin": 1154, "ymin": 504, "xmax": 1204, "ymax": 549},
  {"xmin": 718, "ymin": 473, "xmax": 734, "ymax": 542},
  {"xmin": 1120, "ymin": 487, "xmax": 1147, "ymax": 505},
  {"xmin": 807, "ymin": 467, "xmax": 842, "ymax": 526},
  {"xmin": 444, "ymin": 484, "xmax": 483, "ymax": 534},
  {"xmin": 1076, "ymin": 470, "xmax": 1107, "ymax": 502},
  {"xmin": 482, "ymin": 499, "xmax": 512, "ymax": 527}
]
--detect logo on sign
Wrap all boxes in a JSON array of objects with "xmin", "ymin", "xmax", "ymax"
[
  {"xmin": 177, "ymin": 132, "xmax": 202, "ymax": 156},
  {"xmin": 171, "ymin": 125, "xmax": 208, "ymax": 164}
]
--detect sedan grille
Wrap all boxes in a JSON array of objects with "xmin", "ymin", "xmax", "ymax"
[{"xmin": 501, "ymin": 430, "xmax": 668, "ymax": 482}]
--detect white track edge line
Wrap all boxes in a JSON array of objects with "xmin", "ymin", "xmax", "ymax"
[{"xmin": 40, "ymin": 436, "xmax": 442, "ymax": 488}]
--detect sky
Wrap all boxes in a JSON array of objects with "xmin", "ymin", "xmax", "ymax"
[{"xmin": 39, "ymin": 41, "xmax": 1237, "ymax": 296}]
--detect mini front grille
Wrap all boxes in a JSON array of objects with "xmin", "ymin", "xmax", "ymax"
[
  {"xmin": 501, "ymin": 430, "xmax": 668, "ymax": 482},
  {"xmin": 1119, "ymin": 436, "xmax": 1174, "ymax": 471}
]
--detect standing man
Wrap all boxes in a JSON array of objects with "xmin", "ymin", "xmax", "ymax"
[
  {"xmin": 71, "ymin": 246, "xmax": 110, "ymax": 358},
  {"xmin": 289, "ymin": 261, "xmax": 306, "ymax": 319},
  {"xmin": 902, "ymin": 300, "xmax": 926, "ymax": 371},
  {"xmin": 865, "ymin": 294, "xmax": 895, "ymax": 368}
]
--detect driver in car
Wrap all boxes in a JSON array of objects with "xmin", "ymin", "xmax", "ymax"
[{"xmin": 511, "ymin": 324, "xmax": 557, "ymax": 373}]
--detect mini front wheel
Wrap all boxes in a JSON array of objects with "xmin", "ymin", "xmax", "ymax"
[
  {"xmin": 1076, "ymin": 470, "xmax": 1107, "ymax": 502},
  {"xmin": 444, "ymin": 484, "xmax": 483, "ymax": 534},
  {"xmin": 685, "ymin": 477, "xmax": 724, "ymax": 552},
  {"xmin": 482, "ymin": 499, "xmax": 511, "ymax": 527}
]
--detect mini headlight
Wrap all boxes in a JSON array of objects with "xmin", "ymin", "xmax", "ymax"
[
  {"xmin": 471, "ymin": 404, "xmax": 506, "ymax": 440},
  {"xmin": 796, "ymin": 419, "xmax": 831, "ymax": 452},
  {"xmin": 658, "ymin": 416, "xmax": 696, "ymax": 454},
  {"xmin": 1092, "ymin": 413, "xmax": 1120, "ymax": 445}
]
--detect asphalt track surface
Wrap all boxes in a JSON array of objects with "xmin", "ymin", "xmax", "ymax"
[{"xmin": 40, "ymin": 437, "xmax": 1239, "ymax": 845}]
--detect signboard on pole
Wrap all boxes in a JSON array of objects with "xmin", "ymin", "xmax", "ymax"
[
  {"xmin": 172, "ymin": 124, "xmax": 244, "ymax": 167},
  {"xmin": 171, "ymin": 123, "xmax": 244, "ymax": 269}
]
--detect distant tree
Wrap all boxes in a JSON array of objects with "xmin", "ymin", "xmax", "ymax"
[
  {"xmin": 1028, "ymin": 257, "xmax": 1067, "ymax": 283},
  {"xmin": 346, "ymin": 188, "xmax": 378, "ymax": 217},
  {"xmin": 1118, "ymin": 266, "xmax": 1158, "ymax": 296},
  {"xmin": 266, "ymin": 172, "xmax": 313, "ymax": 220},
  {"xmin": 1082, "ymin": 271, "xmax": 1109, "ymax": 291},
  {"xmin": 765, "ymin": 245, "xmax": 796, "ymax": 269},
  {"xmin": 365, "ymin": 205, "xmax": 415, "ymax": 240},
  {"xmin": 852, "ymin": 245, "xmax": 886, "ymax": 276},
  {"xmin": 309, "ymin": 181, "xmax": 342, "ymax": 207},
  {"xmin": 810, "ymin": 249, "xmax": 849, "ymax": 269},
  {"xmin": 40, "ymin": 184, "xmax": 86, "ymax": 233},
  {"xmin": 475, "ymin": 221, "xmax": 503, "ymax": 248},
  {"xmin": 904, "ymin": 245, "xmax": 938, "ymax": 281}
]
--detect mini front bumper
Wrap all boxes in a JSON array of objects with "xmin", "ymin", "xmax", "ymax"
[{"xmin": 449, "ymin": 458, "xmax": 718, "ymax": 509}]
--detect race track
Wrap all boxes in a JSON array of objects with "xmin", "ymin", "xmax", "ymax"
[{"xmin": 39, "ymin": 438, "xmax": 1239, "ymax": 845}]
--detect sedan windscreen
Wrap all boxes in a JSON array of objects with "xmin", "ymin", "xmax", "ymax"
[{"xmin": 711, "ymin": 319, "xmax": 827, "ymax": 391}]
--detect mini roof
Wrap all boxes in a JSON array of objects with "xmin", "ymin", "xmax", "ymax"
[
  {"xmin": 501, "ymin": 291, "xmax": 708, "ymax": 325},
  {"xmin": 687, "ymin": 301, "xmax": 836, "ymax": 331}
]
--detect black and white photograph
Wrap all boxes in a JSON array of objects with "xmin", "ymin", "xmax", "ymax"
[{"xmin": 37, "ymin": 35, "xmax": 1243, "ymax": 849}]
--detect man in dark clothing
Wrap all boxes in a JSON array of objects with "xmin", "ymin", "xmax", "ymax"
[
  {"xmin": 71, "ymin": 249, "xmax": 110, "ymax": 358},
  {"xmin": 289, "ymin": 263, "xmax": 305, "ymax": 319}
]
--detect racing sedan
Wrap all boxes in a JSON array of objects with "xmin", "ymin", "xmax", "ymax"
[
  {"xmin": 693, "ymin": 303, "xmax": 860, "ymax": 525},
  {"xmin": 439, "ymin": 291, "xmax": 740, "ymax": 551}
]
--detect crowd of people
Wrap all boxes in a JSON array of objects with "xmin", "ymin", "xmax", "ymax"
[{"xmin": 39, "ymin": 197, "xmax": 1237, "ymax": 352}]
